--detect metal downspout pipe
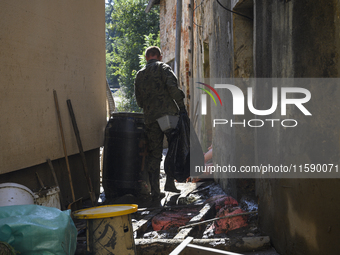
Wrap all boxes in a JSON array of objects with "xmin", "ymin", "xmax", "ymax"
[{"xmin": 175, "ymin": 0, "xmax": 182, "ymax": 78}]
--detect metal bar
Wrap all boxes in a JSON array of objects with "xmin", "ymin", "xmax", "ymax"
[{"xmin": 178, "ymin": 211, "xmax": 258, "ymax": 231}]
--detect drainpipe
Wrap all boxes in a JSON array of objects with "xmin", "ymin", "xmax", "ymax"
[
  {"xmin": 189, "ymin": 0, "xmax": 194, "ymax": 119},
  {"xmin": 175, "ymin": 0, "xmax": 182, "ymax": 78}
]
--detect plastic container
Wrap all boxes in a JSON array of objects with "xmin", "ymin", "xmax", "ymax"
[
  {"xmin": 102, "ymin": 112, "xmax": 145, "ymax": 199},
  {"xmin": 0, "ymin": 205, "xmax": 77, "ymax": 254},
  {"xmin": 73, "ymin": 204, "xmax": 138, "ymax": 255},
  {"xmin": 34, "ymin": 186, "xmax": 61, "ymax": 209},
  {"xmin": 0, "ymin": 183, "xmax": 35, "ymax": 207},
  {"xmin": 156, "ymin": 115, "xmax": 179, "ymax": 131}
]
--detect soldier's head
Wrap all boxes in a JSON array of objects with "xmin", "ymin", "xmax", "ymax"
[{"xmin": 145, "ymin": 46, "xmax": 162, "ymax": 61}]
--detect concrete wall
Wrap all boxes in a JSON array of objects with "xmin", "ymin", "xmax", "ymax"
[
  {"xmin": 190, "ymin": 0, "xmax": 254, "ymax": 198},
  {"xmin": 159, "ymin": 0, "xmax": 176, "ymax": 63},
  {"xmin": 0, "ymin": 1, "xmax": 106, "ymax": 202},
  {"xmin": 159, "ymin": 1, "xmax": 340, "ymax": 253},
  {"xmin": 159, "ymin": 0, "xmax": 191, "ymax": 112},
  {"xmin": 254, "ymin": 0, "xmax": 340, "ymax": 254}
]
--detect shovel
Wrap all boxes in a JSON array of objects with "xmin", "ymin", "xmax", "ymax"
[
  {"xmin": 53, "ymin": 90, "xmax": 82, "ymax": 211},
  {"xmin": 67, "ymin": 99, "xmax": 96, "ymax": 206}
]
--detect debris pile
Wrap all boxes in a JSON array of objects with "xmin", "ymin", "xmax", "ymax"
[
  {"xmin": 205, "ymin": 195, "xmax": 248, "ymax": 234},
  {"xmin": 213, "ymin": 207, "xmax": 248, "ymax": 234},
  {"xmin": 152, "ymin": 207, "xmax": 200, "ymax": 231}
]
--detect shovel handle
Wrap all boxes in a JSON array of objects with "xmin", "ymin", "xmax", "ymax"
[
  {"xmin": 53, "ymin": 90, "xmax": 76, "ymax": 202},
  {"xmin": 67, "ymin": 99, "xmax": 95, "ymax": 206}
]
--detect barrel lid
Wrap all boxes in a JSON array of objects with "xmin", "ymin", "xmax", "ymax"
[{"xmin": 73, "ymin": 204, "xmax": 138, "ymax": 219}]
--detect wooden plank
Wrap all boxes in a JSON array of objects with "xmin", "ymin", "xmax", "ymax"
[
  {"xmin": 186, "ymin": 244, "xmax": 242, "ymax": 255},
  {"xmin": 174, "ymin": 203, "xmax": 211, "ymax": 239},
  {"xmin": 133, "ymin": 208, "xmax": 163, "ymax": 234},
  {"xmin": 169, "ymin": 237, "xmax": 194, "ymax": 255},
  {"xmin": 135, "ymin": 236, "xmax": 271, "ymax": 255},
  {"xmin": 135, "ymin": 236, "xmax": 270, "ymax": 247}
]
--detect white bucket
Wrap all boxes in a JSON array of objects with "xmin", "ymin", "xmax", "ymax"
[{"xmin": 0, "ymin": 183, "xmax": 35, "ymax": 207}]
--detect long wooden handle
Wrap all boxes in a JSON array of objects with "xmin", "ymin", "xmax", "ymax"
[
  {"xmin": 53, "ymin": 90, "xmax": 75, "ymax": 202},
  {"xmin": 47, "ymin": 158, "xmax": 66, "ymax": 210},
  {"xmin": 67, "ymin": 99, "xmax": 95, "ymax": 206}
]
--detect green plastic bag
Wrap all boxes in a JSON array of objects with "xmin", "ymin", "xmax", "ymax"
[{"xmin": 0, "ymin": 205, "xmax": 77, "ymax": 255}]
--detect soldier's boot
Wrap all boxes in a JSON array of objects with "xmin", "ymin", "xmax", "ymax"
[
  {"xmin": 164, "ymin": 176, "xmax": 181, "ymax": 193},
  {"xmin": 149, "ymin": 172, "xmax": 165, "ymax": 201}
]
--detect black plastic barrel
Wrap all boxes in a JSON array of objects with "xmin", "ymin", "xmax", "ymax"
[{"xmin": 102, "ymin": 112, "xmax": 145, "ymax": 199}]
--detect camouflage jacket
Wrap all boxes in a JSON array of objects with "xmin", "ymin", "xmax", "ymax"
[{"xmin": 134, "ymin": 59, "xmax": 185, "ymax": 124}]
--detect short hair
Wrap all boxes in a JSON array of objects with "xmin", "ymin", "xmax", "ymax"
[{"xmin": 145, "ymin": 46, "xmax": 162, "ymax": 58}]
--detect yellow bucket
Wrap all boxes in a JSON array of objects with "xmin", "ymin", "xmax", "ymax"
[{"xmin": 73, "ymin": 204, "xmax": 138, "ymax": 255}]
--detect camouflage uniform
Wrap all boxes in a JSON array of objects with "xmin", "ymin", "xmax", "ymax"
[{"xmin": 135, "ymin": 59, "xmax": 185, "ymax": 198}]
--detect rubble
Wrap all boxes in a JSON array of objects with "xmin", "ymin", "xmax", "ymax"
[{"xmin": 75, "ymin": 174, "xmax": 275, "ymax": 254}]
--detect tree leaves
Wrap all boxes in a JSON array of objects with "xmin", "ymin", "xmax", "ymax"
[{"xmin": 106, "ymin": 0, "xmax": 160, "ymax": 112}]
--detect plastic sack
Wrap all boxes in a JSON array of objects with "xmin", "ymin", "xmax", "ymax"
[
  {"xmin": 164, "ymin": 112, "xmax": 204, "ymax": 182},
  {"xmin": 0, "ymin": 205, "xmax": 77, "ymax": 255}
]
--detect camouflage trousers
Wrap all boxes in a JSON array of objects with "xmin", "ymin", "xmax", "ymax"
[{"xmin": 144, "ymin": 121, "xmax": 164, "ymax": 197}]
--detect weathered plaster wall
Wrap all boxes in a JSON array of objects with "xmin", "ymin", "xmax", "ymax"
[
  {"xmin": 160, "ymin": 0, "xmax": 191, "ymax": 111},
  {"xmin": 0, "ymin": 1, "xmax": 106, "ymax": 174},
  {"xmin": 160, "ymin": 0, "xmax": 176, "ymax": 62},
  {"xmin": 191, "ymin": 0, "xmax": 240, "ymax": 197},
  {"xmin": 254, "ymin": 0, "xmax": 340, "ymax": 254},
  {"xmin": 159, "ymin": 1, "xmax": 340, "ymax": 253}
]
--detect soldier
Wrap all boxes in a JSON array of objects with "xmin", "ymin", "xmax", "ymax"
[{"xmin": 134, "ymin": 46, "xmax": 186, "ymax": 201}]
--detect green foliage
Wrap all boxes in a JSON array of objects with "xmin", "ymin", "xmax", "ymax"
[
  {"xmin": 138, "ymin": 32, "xmax": 160, "ymax": 68},
  {"xmin": 106, "ymin": 0, "xmax": 160, "ymax": 112}
]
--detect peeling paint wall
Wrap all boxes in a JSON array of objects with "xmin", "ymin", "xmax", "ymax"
[
  {"xmin": 160, "ymin": 0, "xmax": 176, "ymax": 62},
  {"xmin": 160, "ymin": 0, "xmax": 192, "ymax": 112}
]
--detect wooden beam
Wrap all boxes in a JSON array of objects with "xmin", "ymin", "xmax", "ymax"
[
  {"xmin": 174, "ymin": 203, "xmax": 211, "ymax": 239},
  {"xmin": 133, "ymin": 208, "xmax": 163, "ymax": 235},
  {"xmin": 186, "ymin": 244, "xmax": 242, "ymax": 255},
  {"xmin": 169, "ymin": 237, "xmax": 194, "ymax": 255},
  {"xmin": 135, "ymin": 236, "xmax": 271, "ymax": 255}
]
